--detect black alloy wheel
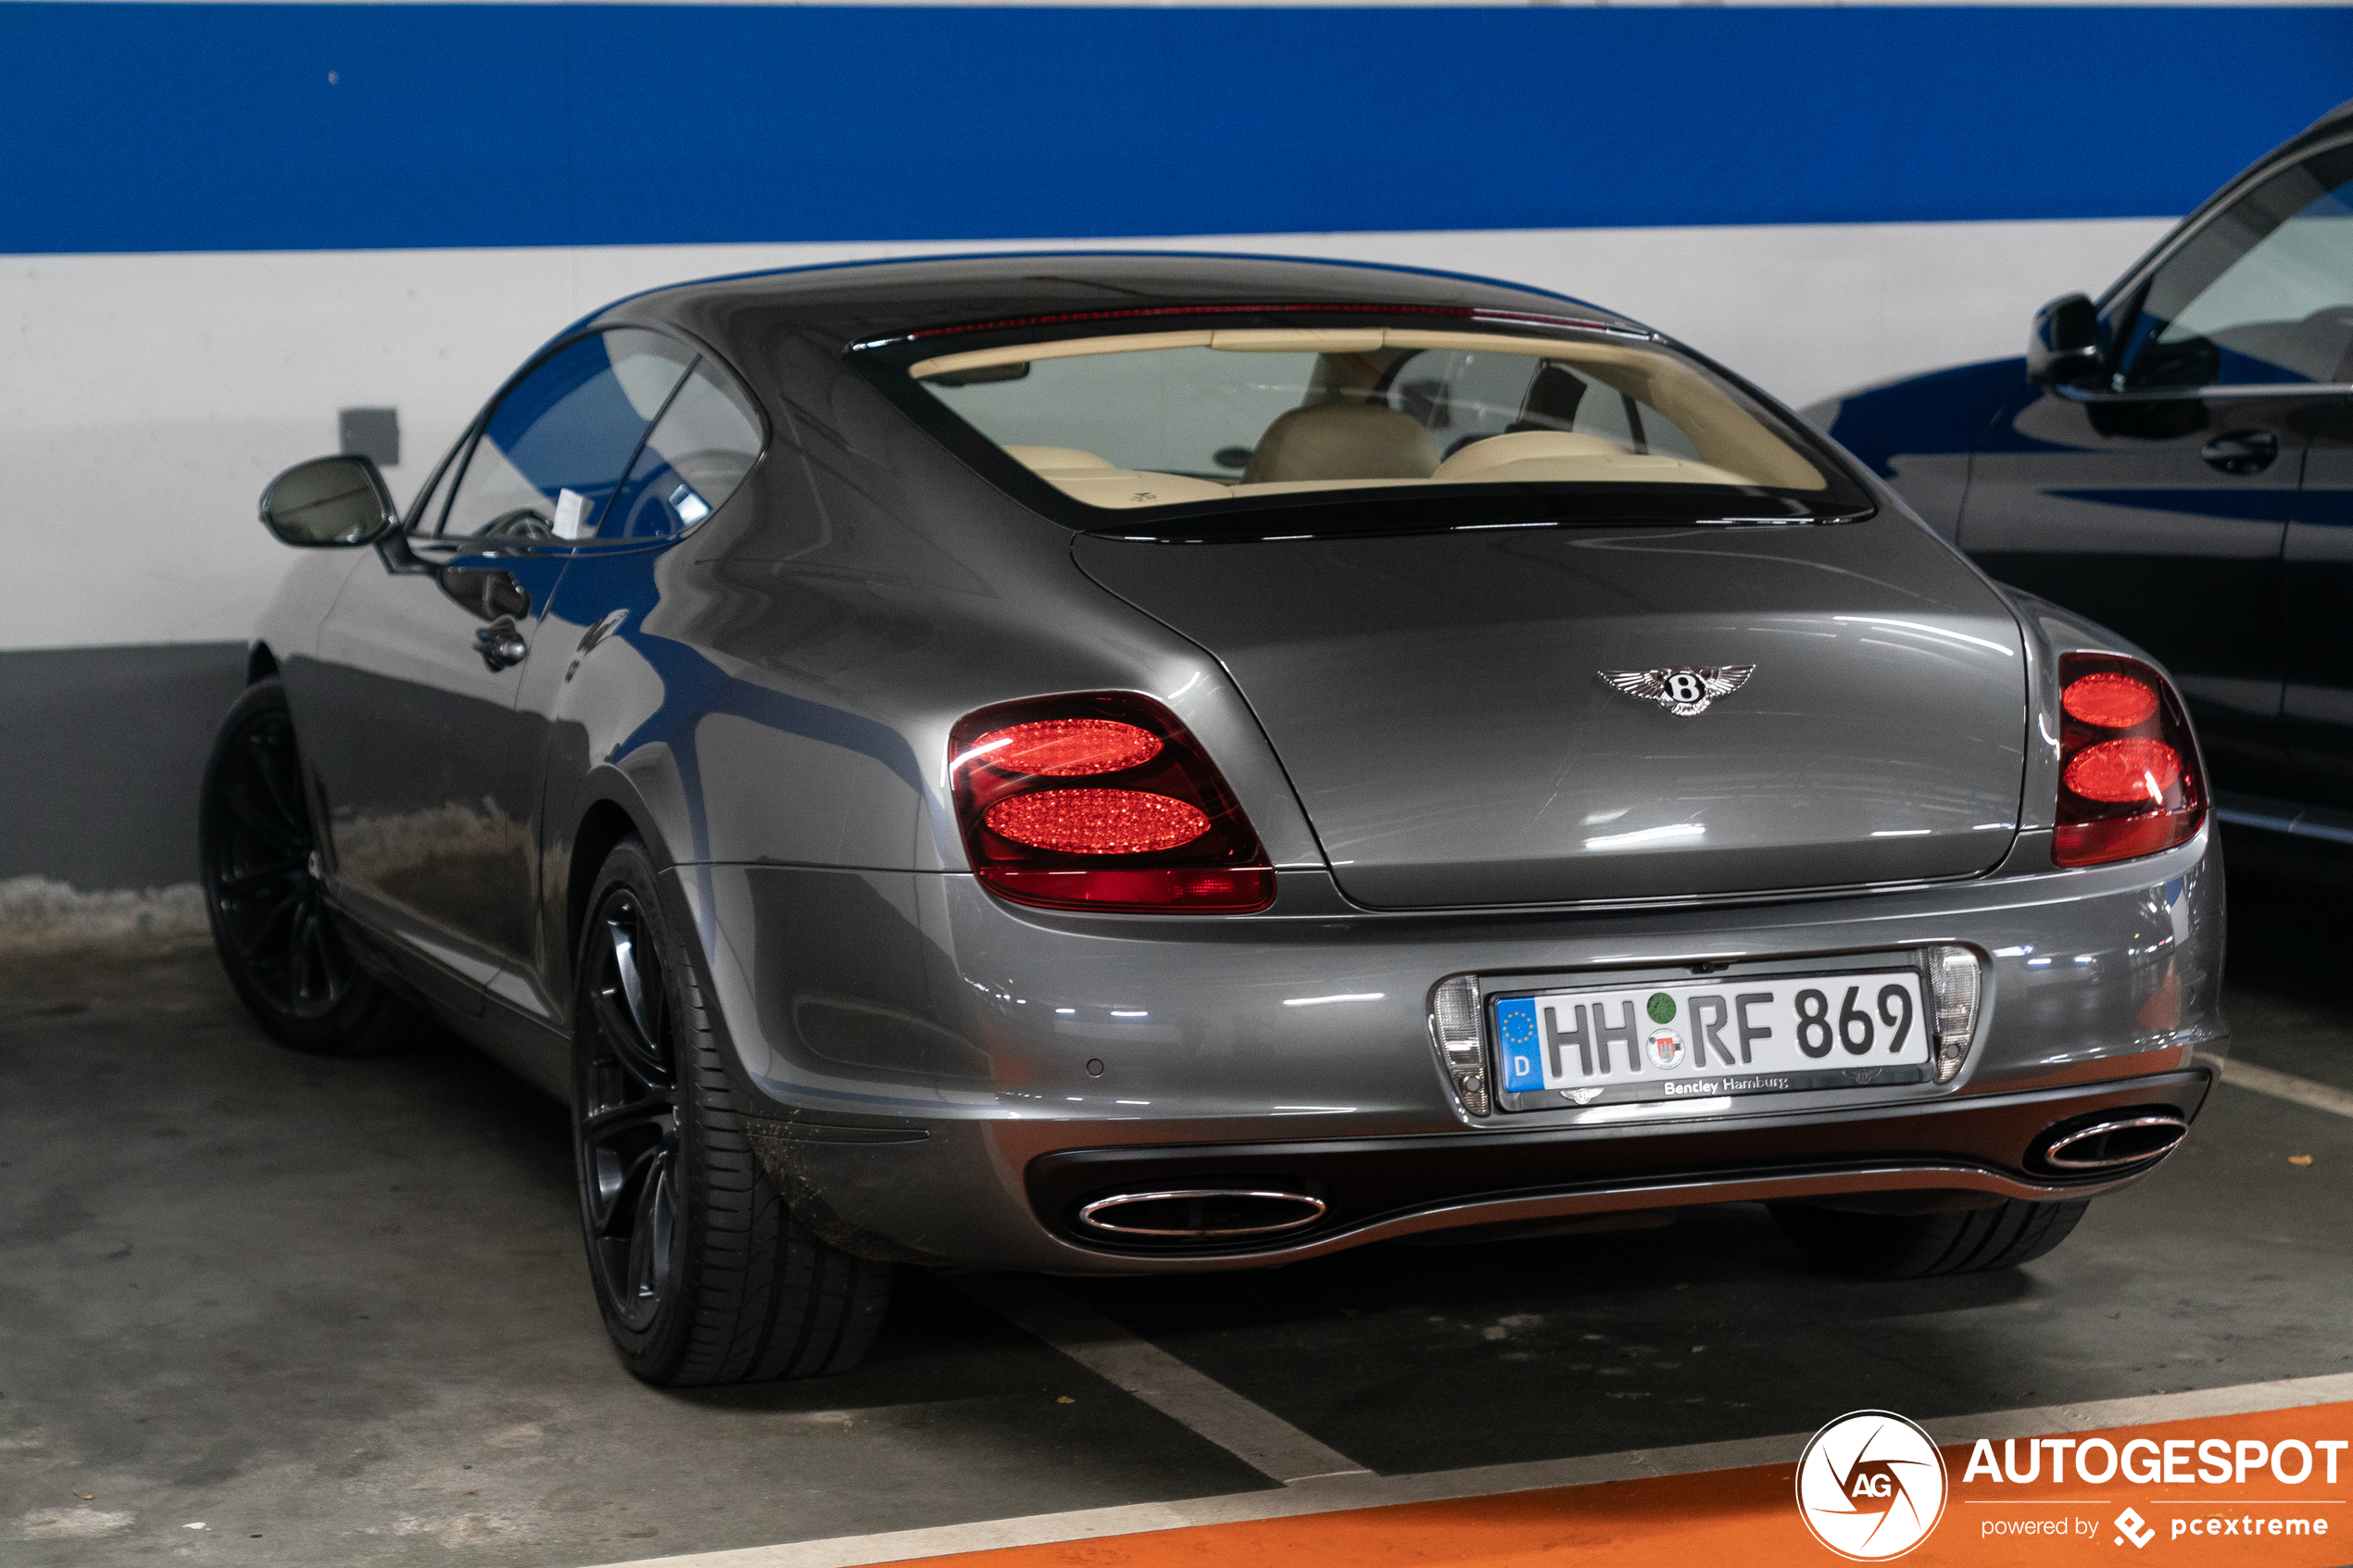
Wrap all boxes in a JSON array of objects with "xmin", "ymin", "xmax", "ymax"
[
  {"xmin": 578, "ymin": 888, "xmax": 682, "ymax": 1334},
  {"xmin": 573, "ymin": 838, "xmax": 897, "ymax": 1384},
  {"xmin": 199, "ymin": 677, "xmax": 400, "ymax": 1053}
]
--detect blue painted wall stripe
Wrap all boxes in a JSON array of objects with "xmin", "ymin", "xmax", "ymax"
[{"xmin": 6, "ymin": 5, "xmax": 2347, "ymax": 255}]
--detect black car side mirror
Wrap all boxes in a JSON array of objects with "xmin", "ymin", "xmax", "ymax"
[
  {"xmin": 2027, "ymin": 294, "xmax": 2103, "ymax": 387},
  {"xmin": 259, "ymin": 455, "xmax": 398, "ymax": 546}
]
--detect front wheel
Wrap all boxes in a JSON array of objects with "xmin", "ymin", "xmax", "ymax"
[
  {"xmin": 1770, "ymin": 1197, "xmax": 2092, "ymax": 1280},
  {"xmin": 199, "ymin": 677, "xmax": 405, "ymax": 1054},
  {"xmin": 573, "ymin": 837, "xmax": 894, "ymax": 1384}
]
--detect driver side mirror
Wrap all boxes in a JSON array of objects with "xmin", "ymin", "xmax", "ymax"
[
  {"xmin": 259, "ymin": 455, "xmax": 398, "ymax": 546},
  {"xmin": 2027, "ymin": 294, "xmax": 2104, "ymax": 388}
]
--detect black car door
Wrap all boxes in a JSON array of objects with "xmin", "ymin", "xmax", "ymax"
[
  {"xmin": 300, "ymin": 328, "xmax": 698, "ymax": 1013},
  {"xmin": 2284, "ymin": 393, "xmax": 2353, "ymax": 812},
  {"xmin": 2240, "ymin": 144, "xmax": 2353, "ymax": 813},
  {"xmin": 1960, "ymin": 142, "xmax": 2353, "ymax": 797}
]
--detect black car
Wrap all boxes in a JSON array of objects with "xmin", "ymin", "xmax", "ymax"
[{"xmin": 1807, "ymin": 99, "xmax": 2353, "ymax": 872}]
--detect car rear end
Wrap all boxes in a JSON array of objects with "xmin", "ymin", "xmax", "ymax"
[{"xmin": 711, "ymin": 291, "xmax": 2225, "ymax": 1275}]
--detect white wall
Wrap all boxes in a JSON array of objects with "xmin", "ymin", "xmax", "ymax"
[{"xmin": 0, "ymin": 215, "xmax": 2171, "ymax": 652}]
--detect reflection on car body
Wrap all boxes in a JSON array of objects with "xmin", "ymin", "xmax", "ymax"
[
  {"xmin": 202, "ymin": 253, "xmax": 2226, "ymax": 1386},
  {"xmin": 1807, "ymin": 98, "xmax": 2353, "ymax": 873}
]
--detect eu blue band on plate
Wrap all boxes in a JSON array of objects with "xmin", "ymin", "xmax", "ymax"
[{"xmin": 1495, "ymin": 996, "xmax": 1543, "ymax": 1093}]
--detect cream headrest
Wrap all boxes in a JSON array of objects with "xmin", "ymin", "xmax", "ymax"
[
  {"xmin": 1004, "ymin": 445, "xmax": 1117, "ymax": 473},
  {"xmin": 1242, "ymin": 404, "xmax": 1441, "ymax": 484},
  {"xmin": 1431, "ymin": 430, "xmax": 1628, "ymax": 480}
]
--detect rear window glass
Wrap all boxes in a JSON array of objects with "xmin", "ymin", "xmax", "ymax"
[{"xmin": 872, "ymin": 321, "xmax": 1865, "ymax": 535}]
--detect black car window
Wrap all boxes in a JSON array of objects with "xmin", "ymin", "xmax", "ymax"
[
  {"xmin": 2117, "ymin": 141, "xmax": 2353, "ymax": 390},
  {"xmin": 595, "ymin": 358, "xmax": 764, "ymax": 541},
  {"xmin": 440, "ymin": 329, "xmax": 695, "ymax": 541}
]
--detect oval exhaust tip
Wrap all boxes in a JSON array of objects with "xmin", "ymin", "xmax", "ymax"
[
  {"xmin": 1076, "ymin": 1187, "xmax": 1327, "ymax": 1240},
  {"xmin": 2039, "ymin": 1111, "xmax": 2189, "ymax": 1172}
]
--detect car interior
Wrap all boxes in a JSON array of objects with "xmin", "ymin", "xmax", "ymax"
[{"xmin": 911, "ymin": 329, "xmax": 1829, "ymax": 508}]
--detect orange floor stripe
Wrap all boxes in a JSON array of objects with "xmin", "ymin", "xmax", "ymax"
[{"xmin": 907, "ymin": 1401, "xmax": 2353, "ymax": 1567}]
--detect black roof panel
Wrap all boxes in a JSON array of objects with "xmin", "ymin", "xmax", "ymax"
[{"xmin": 597, "ymin": 250, "xmax": 1640, "ymax": 349}]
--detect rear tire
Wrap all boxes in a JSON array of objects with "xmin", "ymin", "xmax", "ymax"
[
  {"xmin": 1770, "ymin": 1198, "xmax": 2092, "ymax": 1280},
  {"xmin": 573, "ymin": 837, "xmax": 895, "ymax": 1384},
  {"xmin": 199, "ymin": 677, "xmax": 408, "ymax": 1055}
]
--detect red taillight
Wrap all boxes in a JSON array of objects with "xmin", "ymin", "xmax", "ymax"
[
  {"xmin": 985, "ymin": 789, "xmax": 1209, "ymax": 854},
  {"xmin": 2061, "ymin": 738, "xmax": 2183, "ymax": 805},
  {"xmin": 950, "ymin": 693, "xmax": 1274, "ymax": 912},
  {"xmin": 965, "ymin": 718, "xmax": 1162, "ymax": 777},
  {"xmin": 2059, "ymin": 671, "xmax": 2159, "ymax": 730},
  {"xmin": 2052, "ymin": 653, "xmax": 2204, "ymax": 868}
]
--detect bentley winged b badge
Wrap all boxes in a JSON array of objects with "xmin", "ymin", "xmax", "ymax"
[{"xmin": 1599, "ymin": 664, "xmax": 1755, "ymax": 718}]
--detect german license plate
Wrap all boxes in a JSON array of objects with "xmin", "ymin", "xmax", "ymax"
[{"xmin": 1491, "ymin": 966, "xmax": 1932, "ymax": 1110}]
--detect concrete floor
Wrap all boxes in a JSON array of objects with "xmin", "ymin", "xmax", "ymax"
[{"xmin": 5, "ymin": 865, "xmax": 2349, "ymax": 1566}]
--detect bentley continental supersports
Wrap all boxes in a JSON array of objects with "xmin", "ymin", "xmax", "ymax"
[{"xmin": 203, "ymin": 254, "xmax": 2224, "ymax": 1383}]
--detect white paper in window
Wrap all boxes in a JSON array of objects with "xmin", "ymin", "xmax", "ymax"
[{"xmin": 553, "ymin": 488, "xmax": 589, "ymax": 540}]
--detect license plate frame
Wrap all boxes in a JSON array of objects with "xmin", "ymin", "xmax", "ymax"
[{"xmin": 1489, "ymin": 960, "xmax": 1934, "ymax": 1113}]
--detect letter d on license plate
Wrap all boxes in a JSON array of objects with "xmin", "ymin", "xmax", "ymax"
[{"xmin": 1491, "ymin": 965, "xmax": 1932, "ymax": 1110}]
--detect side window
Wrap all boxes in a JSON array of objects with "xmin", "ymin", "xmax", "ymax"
[
  {"xmin": 441, "ymin": 329, "xmax": 695, "ymax": 540},
  {"xmin": 597, "ymin": 358, "xmax": 764, "ymax": 540},
  {"xmin": 2118, "ymin": 143, "xmax": 2353, "ymax": 389}
]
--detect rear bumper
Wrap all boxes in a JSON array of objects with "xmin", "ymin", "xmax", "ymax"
[
  {"xmin": 681, "ymin": 825, "xmax": 2223, "ymax": 1273},
  {"xmin": 1022, "ymin": 1068, "xmax": 2208, "ymax": 1263},
  {"xmin": 738, "ymin": 1066, "xmax": 2206, "ymax": 1273}
]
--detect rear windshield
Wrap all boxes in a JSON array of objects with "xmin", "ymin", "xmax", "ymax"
[{"xmin": 861, "ymin": 316, "xmax": 1872, "ymax": 538}]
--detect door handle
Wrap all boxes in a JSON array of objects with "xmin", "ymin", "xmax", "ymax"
[
  {"xmin": 474, "ymin": 615, "xmax": 529, "ymax": 671},
  {"xmin": 2201, "ymin": 429, "xmax": 2280, "ymax": 476}
]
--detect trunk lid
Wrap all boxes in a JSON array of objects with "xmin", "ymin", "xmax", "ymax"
[{"xmin": 1076, "ymin": 522, "xmax": 2026, "ymax": 908}]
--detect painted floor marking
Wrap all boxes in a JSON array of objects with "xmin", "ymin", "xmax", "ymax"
[
  {"xmin": 2221, "ymin": 1059, "xmax": 2353, "ymax": 1120},
  {"xmin": 949, "ymin": 1272, "xmax": 1369, "ymax": 1485},
  {"xmin": 795, "ymin": 1399, "xmax": 2353, "ymax": 1568},
  {"xmin": 588, "ymin": 1371, "xmax": 2353, "ymax": 1568}
]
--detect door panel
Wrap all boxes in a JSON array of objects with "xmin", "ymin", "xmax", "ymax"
[
  {"xmin": 308, "ymin": 542, "xmax": 572, "ymax": 1007},
  {"xmin": 2284, "ymin": 397, "xmax": 2353, "ymax": 807},
  {"xmin": 303, "ymin": 328, "xmax": 699, "ymax": 1007},
  {"xmin": 1961, "ymin": 385, "xmax": 2306, "ymax": 794}
]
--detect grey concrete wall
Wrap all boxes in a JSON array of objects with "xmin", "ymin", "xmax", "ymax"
[{"xmin": 1, "ymin": 643, "xmax": 248, "ymax": 890}]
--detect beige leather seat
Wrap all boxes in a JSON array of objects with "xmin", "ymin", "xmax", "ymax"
[
  {"xmin": 1242, "ymin": 403, "xmax": 1441, "ymax": 484},
  {"xmin": 1431, "ymin": 430, "xmax": 1627, "ymax": 480}
]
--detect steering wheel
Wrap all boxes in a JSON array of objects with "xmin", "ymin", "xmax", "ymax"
[{"xmin": 478, "ymin": 508, "xmax": 555, "ymax": 541}]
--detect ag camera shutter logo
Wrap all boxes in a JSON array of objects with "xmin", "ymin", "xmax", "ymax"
[{"xmin": 1795, "ymin": 1410, "xmax": 1949, "ymax": 1560}]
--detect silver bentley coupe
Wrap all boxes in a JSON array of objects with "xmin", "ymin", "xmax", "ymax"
[{"xmin": 202, "ymin": 255, "xmax": 2223, "ymax": 1384}]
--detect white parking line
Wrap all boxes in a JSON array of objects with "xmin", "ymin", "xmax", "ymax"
[
  {"xmin": 584, "ymin": 1372, "xmax": 2353, "ymax": 1568},
  {"xmin": 2221, "ymin": 1059, "xmax": 2353, "ymax": 1121},
  {"xmin": 948, "ymin": 1272, "xmax": 1369, "ymax": 1485}
]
